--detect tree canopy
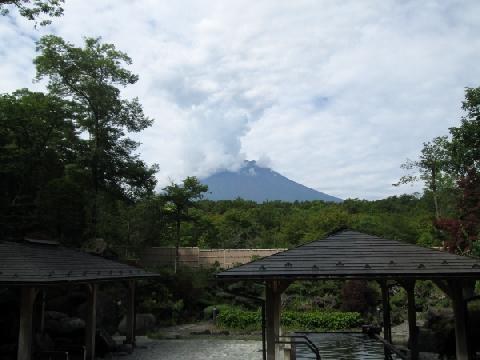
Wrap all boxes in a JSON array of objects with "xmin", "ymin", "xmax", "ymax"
[
  {"xmin": 0, "ymin": 0, "xmax": 64, "ymax": 26},
  {"xmin": 0, "ymin": 36, "xmax": 157, "ymax": 244},
  {"xmin": 34, "ymin": 35, "xmax": 158, "ymax": 237},
  {"xmin": 397, "ymin": 86, "xmax": 480, "ymax": 254}
]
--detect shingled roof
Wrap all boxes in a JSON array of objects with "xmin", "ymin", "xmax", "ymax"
[
  {"xmin": 0, "ymin": 240, "xmax": 157, "ymax": 285},
  {"xmin": 217, "ymin": 230, "xmax": 480, "ymax": 280}
]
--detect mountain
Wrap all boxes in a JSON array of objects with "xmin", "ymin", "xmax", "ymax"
[{"xmin": 201, "ymin": 161, "xmax": 342, "ymax": 203}]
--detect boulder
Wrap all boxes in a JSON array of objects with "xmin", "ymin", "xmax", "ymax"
[
  {"xmin": 417, "ymin": 328, "xmax": 440, "ymax": 353},
  {"xmin": 424, "ymin": 308, "xmax": 455, "ymax": 356},
  {"xmin": 76, "ymin": 291, "xmax": 120, "ymax": 334},
  {"xmin": 95, "ymin": 328, "xmax": 117, "ymax": 357},
  {"xmin": 118, "ymin": 313, "xmax": 156, "ymax": 335},
  {"xmin": 44, "ymin": 311, "xmax": 85, "ymax": 334}
]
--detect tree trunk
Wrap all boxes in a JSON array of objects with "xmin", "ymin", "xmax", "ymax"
[
  {"xmin": 431, "ymin": 162, "xmax": 440, "ymax": 220},
  {"xmin": 91, "ymin": 115, "xmax": 100, "ymax": 239}
]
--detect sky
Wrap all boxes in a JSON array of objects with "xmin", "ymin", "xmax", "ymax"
[{"xmin": 1, "ymin": 0, "xmax": 480, "ymax": 200}]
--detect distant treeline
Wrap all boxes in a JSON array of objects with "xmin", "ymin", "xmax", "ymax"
[{"xmin": 72, "ymin": 195, "xmax": 439, "ymax": 254}]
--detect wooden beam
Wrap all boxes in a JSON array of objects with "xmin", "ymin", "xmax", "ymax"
[
  {"xmin": 276, "ymin": 280, "xmax": 292, "ymax": 294},
  {"xmin": 265, "ymin": 280, "xmax": 284, "ymax": 360},
  {"xmin": 125, "ymin": 280, "xmax": 136, "ymax": 346},
  {"xmin": 433, "ymin": 279, "xmax": 453, "ymax": 298},
  {"xmin": 448, "ymin": 280, "xmax": 470, "ymax": 360},
  {"xmin": 85, "ymin": 284, "xmax": 98, "ymax": 360},
  {"xmin": 403, "ymin": 280, "xmax": 418, "ymax": 360},
  {"xmin": 17, "ymin": 287, "xmax": 38, "ymax": 360}
]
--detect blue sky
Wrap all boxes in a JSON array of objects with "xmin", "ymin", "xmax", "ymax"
[{"xmin": 1, "ymin": 0, "xmax": 480, "ymax": 199}]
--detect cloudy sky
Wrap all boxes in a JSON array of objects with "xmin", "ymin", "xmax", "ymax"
[{"xmin": 1, "ymin": 0, "xmax": 480, "ymax": 199}]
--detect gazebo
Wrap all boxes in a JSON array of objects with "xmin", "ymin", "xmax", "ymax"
[
  {"xmin": 217, "ymin": 230, "xmax": 480, "ymax": 360},
  {"xmin": 0, "ymin": 239, "xmax": 158, "ymax": 360}
]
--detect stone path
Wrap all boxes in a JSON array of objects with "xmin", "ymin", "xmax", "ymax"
[{"xmin": 111, "ymin": 337, "xmax": 263, "ymax": 360}]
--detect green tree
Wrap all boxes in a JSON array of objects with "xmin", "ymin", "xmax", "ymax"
[
  {"xmin": 163, "ymin": 177, "xmax": 208, "ymax": 272},
  {"xmin": 0, "ymin": 0, "xmax": 63, "ymax": 26},
  {"xmin": 449, "ymin": 87, "xmax": 480, "ymax": 175},
  {"xmin": 34, "ymin": 35, "xmax": 158, "ymax": 238},
  {"xmin": 0, "ymin": 89, "xmax": 79, "ymax": 238},
  {"xmin": 395, "ymin": 136, "xmax": 451, "ymax": 219},
  {"xmin": 36, "ymin": 176, "xmax": 85, "ymax": 246}
]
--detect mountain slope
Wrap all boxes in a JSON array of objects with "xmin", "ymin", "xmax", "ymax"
[{"xmin": 202, "ymin": 161, "xmax": 342, "ymax": 203}]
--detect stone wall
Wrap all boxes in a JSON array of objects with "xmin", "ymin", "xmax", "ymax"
[{"xmin": 140, "ymin": 247, "xmax": 286, "ymax": 269}]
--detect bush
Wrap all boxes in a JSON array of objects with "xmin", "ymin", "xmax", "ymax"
[
  {"xmin": 216, "ymin": 306, "xmax": 361, "ymax": 331},
  {"xmin": 282, "ymin": 311, "xmax": 361, "ymax": 330},
  {"xmin": 215, "ymin": 306, "xmax": 262, "ymax": 330},
  {"xmin": 203, "ymin": 304, "xmax": 234, "ymax": 320}
]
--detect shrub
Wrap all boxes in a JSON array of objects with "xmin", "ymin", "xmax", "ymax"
[
  {"xmin": 215, "ymin": 306, "xmax": 261, "ymax": 330},
  {"xmin": 203, "ymin": 304, "xmax": 234, "ymax": 320},
  {"xmin": 216, "ymin": 306, "xmax": 361, "ymax": 331}
]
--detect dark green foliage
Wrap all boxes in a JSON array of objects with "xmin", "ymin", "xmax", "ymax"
[
  {"xmin": 162, "ymin": 177, "xmax": 208, "ymax": 271},
  {"xmin": 149, "ymin": 195, "xmax": 437, "ymax": 250},
  {"xmin": 137, "ymin": 266, "xmax": 220, "ymax": 325},
  {"xmin": 36, "ymin": 177, "xmax": 85, "ymax": 246},
  {"xmin": 396, "ymin": 86, "xmax": 480, "ymax": 253},
  {"xmin": 0, "ymin": 0, "xmax": 64, "ymax": 26},
  {"xmin": 215, "ymin": 306, "xmax": 361, "ymax": 331},
  {"xmin": 0, "ymin": 36, "xmax": 157, "ymax": 246},
  {"xmin": 34, "ymin": 35, "xmax": 158, "ymax": 237},
  {"xmin": 0, "ymin": 89, "xmax": 80, "ymax": 239}
]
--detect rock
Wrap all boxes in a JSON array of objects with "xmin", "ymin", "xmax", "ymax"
[
  {"xmin": 424, "ymin": 308, "xmax": 455, "ymax": 356},
  {"xmin": 47, "ymin": 292, "xmax": 87, "ymax": 314},
  {"xmin": 96, "ymin": 328, "xmax": 117, "ymax": 356},
  {"xmin": 361, "ymin": 325, "xmax": 381, "ymax": 336},
  {"xmin": 35, "ymin": 333, "xmax": 54, "ymax": 351},
  {"xmin": 118, "ymin": 313, "xmax": 156, "ymax": 335},
  {"xmin": 76, "ymin": 291, "xmax": 120, "ymax": 335},
  {"xmin": 417, "ymin": 328, "xmax": 439, "ymax": 353},
  {"xmin": 213, "ymin": 330, "xmax": 230, "ymax": 336},
  {"xmin": 190, "ymin": 329, "xmax": 211, "ymax": 335},
  {"xmin": 45, "ymin": 311, "xmax": 85, "ymax": 334},
  {"xmin": 45, "ymin": 310, "xmax": 68, "ymax": 320}
]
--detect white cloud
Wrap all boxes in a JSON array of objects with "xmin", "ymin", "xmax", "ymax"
[{"xmin": 1, "ymin": 0, "xmax": 480, "ymax": 199}]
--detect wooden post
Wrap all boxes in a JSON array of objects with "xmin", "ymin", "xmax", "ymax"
[
  {"xmin": 125, "ymin": 280, "xmax": 136, "ymax": 346},
  {"xmin": 265, "ymin": 280, "xmax": 287, "ymax": 360},
  {"xmin": 380, "ymin": 281, "xmax": 392, "ymax": 344},
  {"xmin": 448, "ymin": 280, "xmax": 470, "ymax": 360},
  {"xmin": 404, "ymin": 281, "xmax": 418, "ymax": 360},
  {"xmin": 17, "ymin": 287, "xmax": 38, "ymax": 360},
  {"xmin": 85, "ymin": 284, "xmax": 98, "ymax": 360},
  {"xmin": 40, "ymin": 289, "xmax": 46, "ymax": 334}
]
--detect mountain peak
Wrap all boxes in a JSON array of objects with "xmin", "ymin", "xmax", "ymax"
[{"xmin": 202, "ymin": 161, "xmax": 342, "ymax": 203}]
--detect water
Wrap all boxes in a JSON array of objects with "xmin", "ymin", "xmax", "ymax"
[{"xmin": 295, "ymin": 332, "xmax": 400, "ymax": 360}]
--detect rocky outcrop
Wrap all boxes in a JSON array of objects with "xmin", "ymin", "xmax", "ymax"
[
  {"xmin": 45, "ymin": 311, "xmax": 85, "ymax": 334},
  {"xmin": 118, "ymin": 313, "xmax": 156, "ymax": 335}
]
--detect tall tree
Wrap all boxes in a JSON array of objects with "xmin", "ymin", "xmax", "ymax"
[
  {"xmin": 34, "ymin": 35, "xmax": 158, "ymax": 238},
  {"xmin": 449, "ymin": 87, "xmax": 480, "ymax": 175},
  {"xmin": 163, "ymin": 177, "xmax": 208, "ymax": 272},
  {"xmin": 0, "ymin": 0, "xmax": 63, "ymax": 26},
  {"xmin": 436, "ymin": 87, "xmax": 480, "ymax": 252},
  {"xmin": 394, "ymin": 136, "xmax": 451, "ymax": 219}
]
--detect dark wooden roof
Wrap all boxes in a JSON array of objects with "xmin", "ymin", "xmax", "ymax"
[
  {"xmin": 0, "ymin": 240, "xmax": 157, "ymax": 285},
  {"xmin": 217, "ymin": 230, "xmax": 480, "ymax": 280}
]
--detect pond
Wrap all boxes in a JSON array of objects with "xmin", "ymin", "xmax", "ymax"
[{"xmin": 295, "ymin": 332, "xmax": 400, "ymax": 360}]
